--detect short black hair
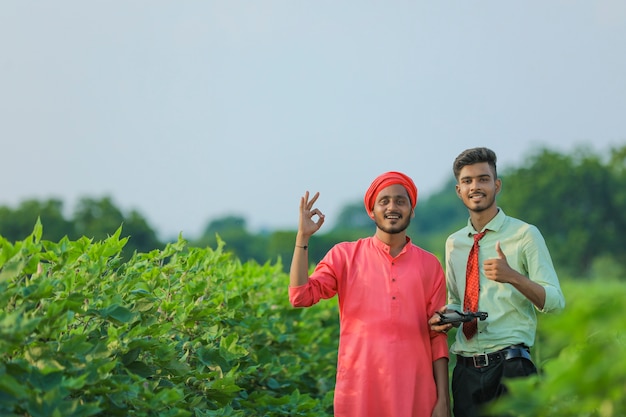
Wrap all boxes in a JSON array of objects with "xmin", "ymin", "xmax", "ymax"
[{"xmin": 452, "ymin": 147, "xmax": 498, "ymax": 180}]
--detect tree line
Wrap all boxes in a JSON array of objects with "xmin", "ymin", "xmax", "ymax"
[{"xmin": 1, "ymin": 145, "xmax": 625, "ymax": 278}]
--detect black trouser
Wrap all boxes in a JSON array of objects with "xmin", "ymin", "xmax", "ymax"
[{"xmin": 452, "ymin": 346, "xmax": 537, "ymax": 417}]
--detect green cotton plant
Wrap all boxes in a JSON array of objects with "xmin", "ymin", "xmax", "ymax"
[
  {"xmin": 487, "ymin": 279, "xmax": 626, "ymax": 417},
  {"xmin": 0, "ymin": 220, "xmax": 338, "ymax": 417}
]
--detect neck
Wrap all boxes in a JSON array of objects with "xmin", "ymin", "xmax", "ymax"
[
  {"xmin": 469, "ymin": 206, "xmax": 499, "ymax": 232},
  {"xmin": 374, "ymin": 230, "xmax": 408, "ymax": 257}
]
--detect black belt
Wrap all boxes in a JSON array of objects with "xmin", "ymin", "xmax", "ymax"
[{"xmin": 456, "ymin": 345, "xmax": 532, "ymax": 368}]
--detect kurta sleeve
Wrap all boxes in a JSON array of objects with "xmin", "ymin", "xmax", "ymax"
[
  {"xmin": 428, "ymin": 258, "xmax": 450, "ymax": 362},
  {"xmin": 289, "ymin": 248, "xmax": 341, "ymax": 307}
]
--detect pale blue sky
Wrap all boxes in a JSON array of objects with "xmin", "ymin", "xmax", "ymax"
[{"xmin": 2, "ymin": 1, "xmax": 625, "ymax": 240}]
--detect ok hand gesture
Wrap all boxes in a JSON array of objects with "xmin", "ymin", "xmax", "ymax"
[{"xmin": 298, "ymin": 191, "xmax": 325, "ymax": 238}]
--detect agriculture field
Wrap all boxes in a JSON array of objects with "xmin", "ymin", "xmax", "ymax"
[
  {"xmin": 0, "ymin": 223, "xmax": 624, "ymax": 416},
  {"xmin": 487, "ymin": 277, "xmax": 626, "ymax": 417}
]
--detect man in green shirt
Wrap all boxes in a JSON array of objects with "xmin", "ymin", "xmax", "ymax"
[{"xmin": 430, "ymin": 147, "xmax": 565, "ymax": 417}]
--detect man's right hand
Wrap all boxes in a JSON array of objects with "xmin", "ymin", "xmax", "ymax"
[
  {"xmin": 298, "ymin": 191, "xmax": 325, "ymax": 238},
  {"xmin": 290, "ymin": 191, "xmax": 325, "ymax": 288}
]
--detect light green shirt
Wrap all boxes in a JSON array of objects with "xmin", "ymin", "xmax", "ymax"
[{"xmin": 446, "ymin": 209, "xmax": 565, "ymax": 355}]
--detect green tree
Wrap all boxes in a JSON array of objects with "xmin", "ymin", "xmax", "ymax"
[
  {"xmin": 0, "ymin": 196, "xmax": 163, "ymax": 258},
  {"xmin": 121, "ymin": 210, "xmax": 163, "ymax": 255},
  {"xmin": 73, "ymin": 196, "xmax": 126, "ymax": 239},
  {"xmin": 414, "ymin": 178, "xmax": 467, "ymax": 236},
  {"xmin": 331, "ymin": 202, "xmax": 372, "ymax": 236},
  {"xmin": 72, "ymin": 196, "xmax": 163, "ymax": 257},
  {"xmin": 498, "ymin": 146, "xmax": 626, "ymax": 276},
  {"xmin": 0, "ymin": 198, "xmax": 74, "ymax": 242},
  {"xmin": 608, "ymin": 145, "xmax": 626, "ymax": 268},
  {"xmin": 195, "ymin": 216, "xmax": 268, "ymax": 263}
]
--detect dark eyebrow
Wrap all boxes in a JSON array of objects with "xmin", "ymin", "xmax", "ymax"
[{"xmin": 460, "ymin": 174, "xmax": 492, "ymax": 181}]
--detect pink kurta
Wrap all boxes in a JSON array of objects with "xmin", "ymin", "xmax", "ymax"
[{"xmin": 289, "ymin": 236, "xmax": 449, "ymax": 417}]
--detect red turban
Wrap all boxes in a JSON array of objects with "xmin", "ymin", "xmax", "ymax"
[{"xmin": 364, "ymin": 171, "xmax": 418, "ymax": 212}]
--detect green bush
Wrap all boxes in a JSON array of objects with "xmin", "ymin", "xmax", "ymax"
[
  {"xmin": 0, "ymin": 221, "xmax": 338, "ymax": 416},
  {"xmin": 4, "ymin": 220, "xmax": 624, "ymax": 416},
  {"xmin": 488, "ymin": 278, "xmax": 626, "ymax": 417}
]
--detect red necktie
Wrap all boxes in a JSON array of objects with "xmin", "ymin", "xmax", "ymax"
[{"xmin": 463, "ymin": 230, "xmax": 487, "ymax": 339}]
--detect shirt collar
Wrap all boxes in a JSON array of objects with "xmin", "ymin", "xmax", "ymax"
[{"xmin": 464, "ymin": 208, "xmax": 506, "ymax": 237}]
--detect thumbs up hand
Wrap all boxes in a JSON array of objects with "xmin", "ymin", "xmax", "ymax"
[
  {"xmin": 483, "ymin": 241, "xmax": 516, "ymax": 283},
  {"xmin": 494, "ymin": 241, "xmax": 506, "ymax": 260}
]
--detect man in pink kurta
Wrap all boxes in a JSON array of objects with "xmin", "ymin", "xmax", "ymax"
[{"xmin": 289, "ymin": 172, "xmax": 450, "ymax": 417}]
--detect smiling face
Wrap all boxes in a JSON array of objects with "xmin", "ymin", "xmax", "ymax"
[
  {"xmin": 370, "ymin": 184, "xmax": 414, "ymax": 234},
  {"xmin": 455, "ymin": 162, "xmax": 501, "ymax": 214}
]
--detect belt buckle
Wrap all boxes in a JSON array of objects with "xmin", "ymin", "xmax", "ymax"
[{"xmin": 472, "ymin": 353, "xmax": 489, "ymax": 368}]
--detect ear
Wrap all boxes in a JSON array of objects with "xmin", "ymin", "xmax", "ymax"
[
  {"xmin": 410, "ymin": 208, "xmax": 415, "ymax": 218},
  {"xmin": 368, "ymin": 210, "xmax": 375, "ymax": 220},
  {"xmin": 455, "ymin": 183, "xmax": 462, "ymax": 199},
  {"xmin": 495, "ymin": 178, "xmax": 502, "ymax": 195}
]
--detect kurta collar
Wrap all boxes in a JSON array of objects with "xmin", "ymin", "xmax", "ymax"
[{"xmin": 372, "ymin": 235, "xmax": 412, "ymax": 256}]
